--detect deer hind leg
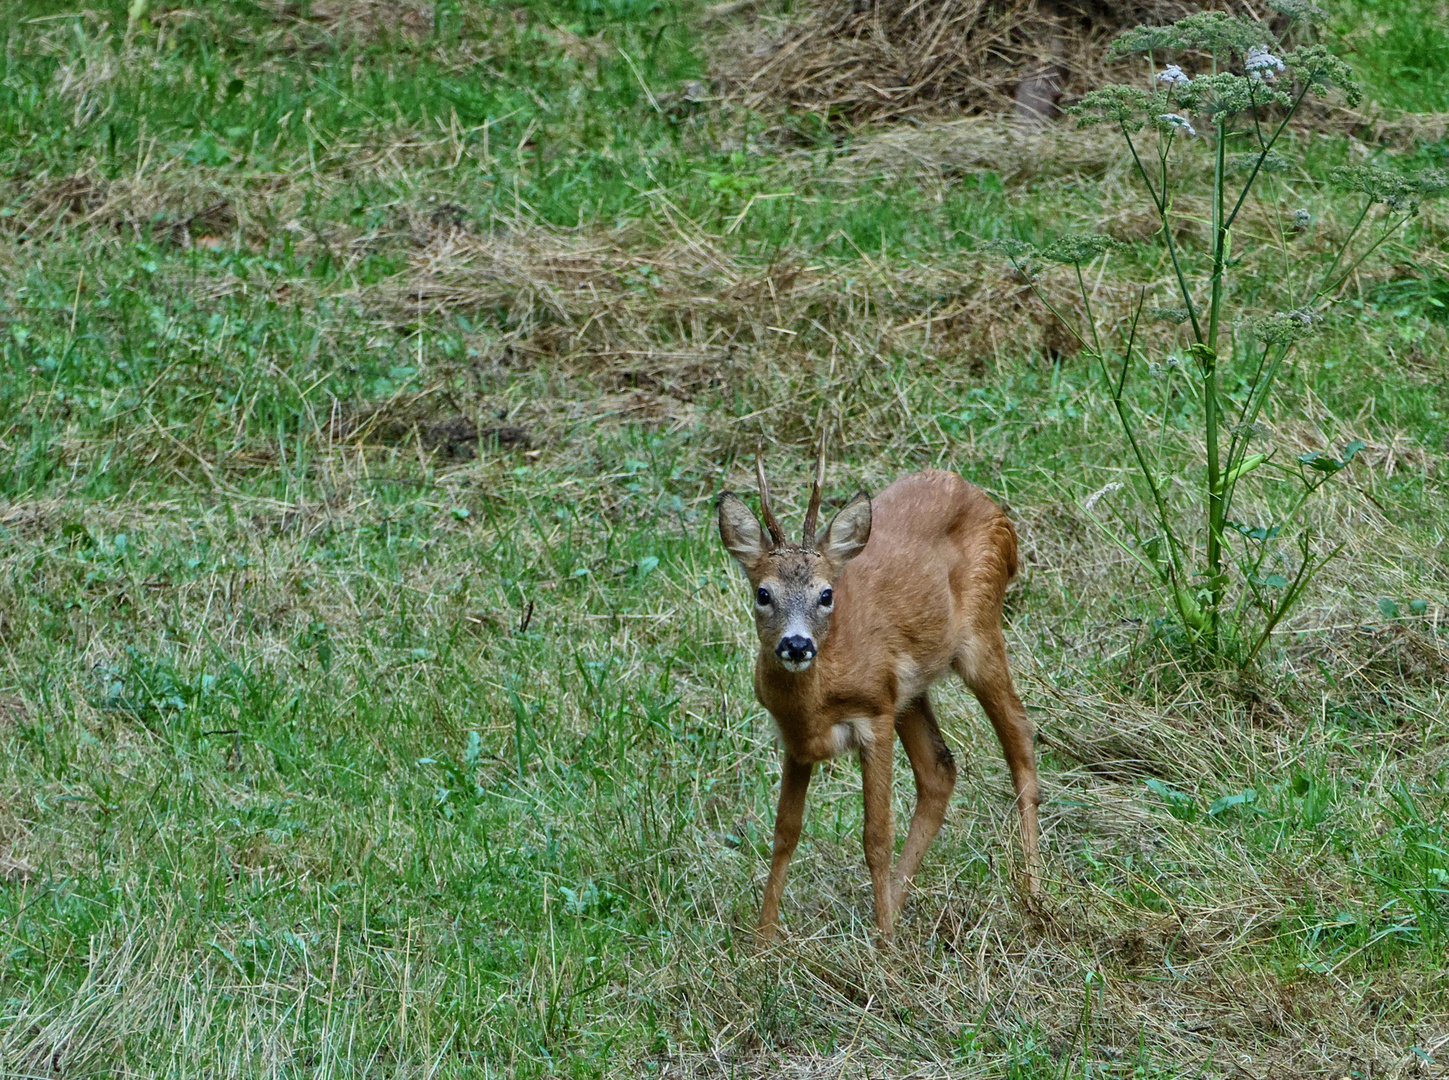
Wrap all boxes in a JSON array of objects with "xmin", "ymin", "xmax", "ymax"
[
  {"xmin": 955, "ymin": 637, "xmax": 1042, "ymax": 900},
  {"xmin": 889, "ymin": 693, "xmax": 958, "ymax": 914}
]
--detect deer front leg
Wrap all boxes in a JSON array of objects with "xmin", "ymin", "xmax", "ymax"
[
  {"xmin": 757, "ymin": 754, "xmax": 813, "ymax": 943},
  {"xmin": 859, "ymin": 716, "xmax": 897, "ymax": 941}
]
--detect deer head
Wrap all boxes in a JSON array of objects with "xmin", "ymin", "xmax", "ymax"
[{"xmin": 718, "ymin": 441, "xmax": 872, "ymax": 672}]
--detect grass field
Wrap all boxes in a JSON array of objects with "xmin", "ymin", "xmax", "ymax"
[{"xmin": 1, "ymin": 0, "xmax": 1447, "ymax": 1076}]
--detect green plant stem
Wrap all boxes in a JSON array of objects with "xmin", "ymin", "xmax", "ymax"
[
  {"xmin": 1243, "ymin": 539, "xmax": 1345, "ymax": 665},
  {"xmin": 1074, "ymin": 261, "xmax": 1105, "ymax": 360},
  {"xmin": 1221, "ymin": 342, "xmax": 1282, "ymax": 503},
  {"xmin": 1240, "ymin": 471, "xmax": 1326, "ymax": 585},
  {"xmin": 1316, "ymin": 214, "xmax": 1412, "ymax": 303},
  {"xmin": 1007, "ymin": 256, "xmax": 1092, "ymax": 353},
  {"xmin": 1121, "ymin": 125, "xmax": 1203, "ymax": 343},
  {"xmin": 1312, "ymin": 198, "xmax": 1374, "ymax": 305},
  {"xmin": 1225, "ymin": 85, "xmax": 1309, "ymax": 233},
  {"xmin": 1104, "ymin": 300, "xmax": 1193, "ymax": 604},
  {"xmin": 1204, "ymin": 115, "xmax": 1230, "ymax": 650}
]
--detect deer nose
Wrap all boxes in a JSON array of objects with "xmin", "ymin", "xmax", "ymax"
[{"xmin": 776, "ymin": 635, "xmax": 816, "ymax": 663}]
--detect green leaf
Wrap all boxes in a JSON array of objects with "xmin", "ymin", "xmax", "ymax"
[
  {"xmin": 1216, "ymin": 452, "xmax": 1266, "ymax": 494},
  {"xmin": 1208, "ymin": 787, "xmax": 1258, "ymax": 816},
  {"xmin": 1378, "ymin": 597, "xmax": 1400, "ymax": 618},
  {"xmin": 1174, "ymin": 585, "xmax": 1208, "ymax": 631},
  {"xmin": 1298, "ymin": 448, "xmax": 1351, "ymax": 473},
  {"xmin": 1409, "ymin": 599, "xmax": 1428, "ymax": 616},
  {"xmin": 1145, "ymin": 778, "xmax": 1199, "ymax": 821},
  {"xmin": 1228, "ymin": 520, "xmax": 1281, "ymax": 542}
]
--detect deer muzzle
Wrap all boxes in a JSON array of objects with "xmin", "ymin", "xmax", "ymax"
[{"xmin": 775, "ymin": 634, "xmax": 816, "ymax": 671}]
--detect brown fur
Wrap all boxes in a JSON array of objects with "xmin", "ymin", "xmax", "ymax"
[{"xmin": 719, "ymin": 469, "xmax": 1041, "ymax": 942}]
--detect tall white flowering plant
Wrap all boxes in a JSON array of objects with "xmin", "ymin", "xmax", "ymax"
[{"xmin": 995, "ymin": 6, "xmax": 1447, "ymax": 664}]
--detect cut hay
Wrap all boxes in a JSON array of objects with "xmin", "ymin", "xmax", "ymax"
[
  {"xmin": 715, "ymin": 0, "xmax": 1282, "ymax": 124},
  {"xmin": 833, "ymin": 115, "xmax": 1124, "ymax": 183}
]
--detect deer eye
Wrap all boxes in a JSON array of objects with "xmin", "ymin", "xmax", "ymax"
[
  {"xmin": 819, "ymin": 588, "xmax": 833, "ymax": 608},
  {"xmin": 755, "ymin": 587, "xmax": 772, "ymax": 607}
]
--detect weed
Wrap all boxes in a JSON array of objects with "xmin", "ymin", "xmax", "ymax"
[{"xmin": 996, "ymin": 7, "xmax": 1447, "ymax": 664}]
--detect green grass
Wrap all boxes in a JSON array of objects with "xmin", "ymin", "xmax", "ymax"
[
  {"xmin": 1, "ymin": 1, "xmax": 1448, "ymax": 1076},
  {"xmin": 1332, "ymin": 0, "xmax": 1449, "ymax": 113}
]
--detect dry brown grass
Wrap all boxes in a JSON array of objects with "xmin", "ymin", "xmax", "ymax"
[{"xmin": 712, "ymin": 0, "xmax": 1275, "ymax": 124}]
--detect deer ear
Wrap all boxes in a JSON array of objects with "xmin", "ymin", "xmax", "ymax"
[
  {"xmin": 718, "ymin": 492, "xmax": 767, "ymax": 570},
  {"xmin": 819, "ymin": 492, "xmax": 871, "ymax": 569}
]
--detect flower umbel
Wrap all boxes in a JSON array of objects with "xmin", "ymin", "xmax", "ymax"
[
  {"xmin": 1112, "ymin": 12, "xmax": 1260, "ymax": 59},
  {"xmin": 1284, "ymin": 44, "xmax": 1363, "ymax": 106},
  {"xmin": 984, "ymin": 238, "xmax": 1035, "ymax": 260},
  {"xmin": 1156, "ymin": 112, "xmax": 1197, "ymax": 136},
  {"xmin": 1332, "ymin": 164, "xmax": 1449, "ymax": 213},
  {"xmin": 1070, "ymin": 85, "xmax": 1152, "ymax": 130},
  {"xmin": 1245, "ymin": 45, "xmax": 1284, "ymax": 82},
  {"xmin": 1234, "ymin": 151, "xmax": 1290, "ymax": 174},
  {"xmin": 1268, "ymin": 0, "xmax": 1326, "ymax": 20},
  {"xmin": 1041, "ymin": 234, "xmax": 1123, "ymax": 265},
  {"xmin": 1156, "ymin": 64, "xmax": 1191, "ymax": 86},
  {"xmin": 1190, "ymin": 71, "xmax": 1289, "ymax": 115},
  {"xmin": 1249, "ymin": 309, "xmax": 1322, "ymax": 346}
]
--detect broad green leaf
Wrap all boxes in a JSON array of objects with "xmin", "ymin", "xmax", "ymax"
[{"xmin": 1208, "ymin": 787, "xmax": 1258, "ymax": 816}]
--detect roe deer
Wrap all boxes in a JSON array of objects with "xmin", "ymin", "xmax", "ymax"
[{"xmin": 718, "ymin": 445, "xmax": 1041, "ymax": 941}]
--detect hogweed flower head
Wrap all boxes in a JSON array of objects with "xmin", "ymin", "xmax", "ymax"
[
  {"xmin": 1268, "ymin": 0, "xmax": 1326, "ymax": 20},
  {"xmin": 1156, "ymin": 64, "xmax": 1191, "ymax": 86},
  {"xmin": 1156, "ymin": 112, "xmax": 1197, "ymax": 136},
  {"xmin": 1250, "ymin": 309, "xmax": 1322, "ymax": 346},
  {"xmin": 1284, "ymin": 44, "xmax": 1363, "ymax": 106},
  {"xmin": 1293, "ymin": 208, "xmax": 1312, "ymax": 229},
  {"xmin": 1113, "ymin": 12, "xmax": 1260, "ymax": 59},
  {"xmin": 1332, "ymin": 164, "xmax": 1449, "ymax": 214},
  {"xmin": 1189, "ymin": 71, "xmax": 1288, "ymax": 115},
  {"xmin": 1245, "ymin": 45, "xmax": 1284, "ymax": 82},
  {"xmin": 1041, "ymin": 233, "xmax": 1124, "ymax": 265},
  {"xmin": 1070, "ymin": 84, "xmax": 1153, "ymax": 130},
  {"xmin": 1234, "ymin": 150, "xmax": 1290, "ymax": 174},
  {"xmin": 985, "ymin": 237, "xmax": 1035, "ymax": 259}
]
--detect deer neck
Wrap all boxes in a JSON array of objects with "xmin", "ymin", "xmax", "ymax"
[{"xmin": 755, "ymin": 648, "xmax": 827, "ymax": 733}]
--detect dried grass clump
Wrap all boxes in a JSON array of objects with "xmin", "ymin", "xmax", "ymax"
[
  {"xmin": 715, "ymin": 0, "xmax": 1263, "ymax": 124},
  {"xmin": 834, "ymin": 115, "xmax": 1124, "ymax": 183},
  {"xmin": 350, "ymin": 221, "xmax": 1148, "ymax": 449},
  {"xmin": 396, "ymin": 221, "xmax": 1141, "ymax": 361}
]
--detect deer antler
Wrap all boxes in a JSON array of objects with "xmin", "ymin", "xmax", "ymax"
[
  {"xmin": 801, "ymin": 431, "xmax": 827, "ymax": 544},
  {"xmin": 755, "ymin": 448, "xmax": 787, "ymax": 548}
]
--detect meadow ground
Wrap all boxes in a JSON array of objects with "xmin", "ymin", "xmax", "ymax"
[{"xmin": 1, "ymin": 1, "xmax": 1447, "ymax": 1076}]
